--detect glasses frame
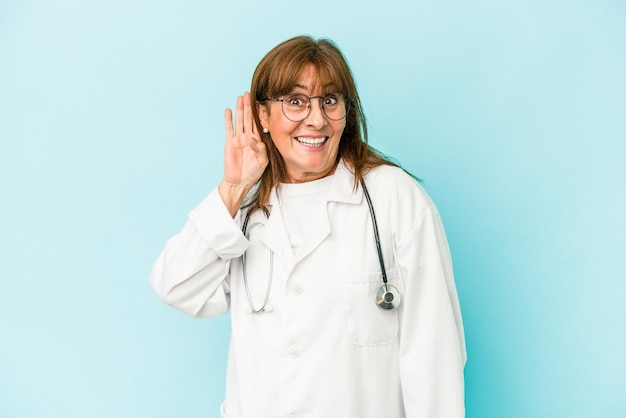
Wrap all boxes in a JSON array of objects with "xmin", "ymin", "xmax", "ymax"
[{"xmin": 263, "ymin": 92, "xmax": 351, "ymax": 122}]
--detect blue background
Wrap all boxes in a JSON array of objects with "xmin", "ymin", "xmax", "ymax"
[{"xmin": 1, "ymin": 1, "xmax": 625, "ymax": 417}]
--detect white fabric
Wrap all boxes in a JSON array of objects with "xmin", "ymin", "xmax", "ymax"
[
  {"xmin": 278, "ymin": 175, "xmax": 333, "ymax": 257},
  {"xmin": 149, "ymin": 160, "xmax": 466, "ymax": 418}
]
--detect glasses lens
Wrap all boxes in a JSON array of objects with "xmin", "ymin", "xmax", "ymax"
[
  {"xmin": 280, "ymin": 93, "xmax": 349, "ymax": 122},
  {"xmin": 282, "ymin": 94, "xmax": 309, "ymax": 122},
  {"xmin": 321, "ymin": 93, "xmax": 347, "ymax": 120}
]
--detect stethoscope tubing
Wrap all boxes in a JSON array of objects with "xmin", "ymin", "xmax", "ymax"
[
  {"xmin": 242, "ymin": 221, "xmax": 274, "ymax": 313},
  {"xmin": 360, "ymin": 179, "xmax": 389, "ymax": 287}
]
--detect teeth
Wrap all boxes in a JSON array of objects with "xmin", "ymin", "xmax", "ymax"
[{"xmin": 295, "ymin": 137, "xmax": 326, "ymax": 146}]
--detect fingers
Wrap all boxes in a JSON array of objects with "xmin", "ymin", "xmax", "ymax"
[
  {"xmin": 235, "ymin": 95, "xmax": 244, "ymax": 135},
  {"xmin": 224, "ymin": 108, "xmax": 234, "ymax": 139},
  {"xmin": 235, "ymin": 92, "xmax": 256, "ymax": 135},
  {"xmin": 243, "ymin": 92, "xmax": 257, "ymax": 135},
  {"xmin": 226, "ymin": 92, "xmax": 263, "ymax": 152},
  {"xmin": 249, "ymin": 135, "xmax": 265, "ymax": 154}
]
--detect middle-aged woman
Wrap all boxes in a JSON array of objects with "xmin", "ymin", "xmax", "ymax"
[{"xmin": 150, "ymin": 35, "xmax": 466, "ymax": 418}]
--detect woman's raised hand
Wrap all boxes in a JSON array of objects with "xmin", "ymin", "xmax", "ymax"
[{"xmin": 218, "ymin": 92, "xmax": 269, "ymax": 217}]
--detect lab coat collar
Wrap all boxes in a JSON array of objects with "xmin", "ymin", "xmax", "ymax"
[
  {"xmin": 267, "ymin": 160, "xmax": 363, "ymax": 207},
  {"xmin": 260, "ymin": 159, "xmax": 363, "ymax": 270}
]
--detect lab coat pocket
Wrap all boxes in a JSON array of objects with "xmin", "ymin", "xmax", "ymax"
[{"xmin": 342, "ymin": 270, "xmax": 399, "ymax": 346}]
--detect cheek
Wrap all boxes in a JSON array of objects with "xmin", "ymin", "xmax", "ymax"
[
  {"xmin": 268, "ymin": 113, "xmax": 296, "ymax": 135},
  {"xmin": 334, "ymin": 121, "xmax": 347, "ymax": 139}
]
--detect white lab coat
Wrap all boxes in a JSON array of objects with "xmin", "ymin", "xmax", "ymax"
[{"xmin": 149, "ymin": 160, "xmax": 466, "ymax": 418}]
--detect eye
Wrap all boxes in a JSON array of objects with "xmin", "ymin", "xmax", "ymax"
[
  {"xmin": 323, "ymin": 94, "xmax": 340, "ymax": 106},
  {"xmin": 285, "ymin": 94, "xmax": 307, "ymax": 108}
]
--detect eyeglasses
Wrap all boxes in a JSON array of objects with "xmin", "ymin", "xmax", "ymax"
[{"xmin": 264, "ymin": 93, "xmax": 350, "ymax": 122}]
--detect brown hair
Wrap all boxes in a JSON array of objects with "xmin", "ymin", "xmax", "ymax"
[{"xmin": 248, "ymin": 35, "xmax": 399, "ymax": 215}]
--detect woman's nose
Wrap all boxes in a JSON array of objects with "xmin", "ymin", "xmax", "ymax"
[{"xmin": 304, "ymin": 98, "xmax": 327, "ymax": 127}]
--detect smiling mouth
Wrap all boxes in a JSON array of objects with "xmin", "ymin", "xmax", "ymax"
[{"xmin": 295, "ymin": 136, "xmax": 328, "ymax": 147}]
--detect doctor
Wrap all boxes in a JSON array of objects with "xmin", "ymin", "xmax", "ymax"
[{"xmin": 150, "ymin": 36, "xmax": 466, "ymax": 418}]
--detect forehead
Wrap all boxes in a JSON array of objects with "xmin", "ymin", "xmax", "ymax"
[{"xmin": 292, "ymin": 65, "xmax": 333, "ymax": 92}]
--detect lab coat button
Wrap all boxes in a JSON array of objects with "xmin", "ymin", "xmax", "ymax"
[
  {"xmin": 288, "ymin": 347, "xmax": 301, "ymax": 359},
  {"xmin": 293, "ymin": 284, "xmax": 304, "ymax": 295}
]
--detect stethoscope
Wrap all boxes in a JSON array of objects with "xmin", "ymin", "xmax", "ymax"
[{"xmin": 241, "ymin": 179, "xmax": 401, "ymax": 314}]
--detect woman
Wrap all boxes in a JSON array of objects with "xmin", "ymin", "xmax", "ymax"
[{"xmin": 150, "ymin": 35, "xmax": 466, "ymax": 418}]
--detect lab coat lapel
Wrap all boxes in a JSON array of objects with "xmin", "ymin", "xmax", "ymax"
[
  {"xmin": 327, "ymin": 160, "xmax": 363, "ymax": 206},
  {"xmin": 256, "ymin": 161, "xmax": 363, "ymax": 269},
  {"xmin": 292, "ymin": 161, "xmax": 363, "ymax": 265},
  {"xmin": 292, "ymin": 205, "xmax": 331, "ymax": 265}
]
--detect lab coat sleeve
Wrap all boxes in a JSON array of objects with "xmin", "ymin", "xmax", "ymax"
[
  {"xmin": 149, "ymin": 188, "xmax": 250, "ymax": 318},
  {"xmin": 397, "ymin": 206, "xmax": 466, "ymax": 417}
]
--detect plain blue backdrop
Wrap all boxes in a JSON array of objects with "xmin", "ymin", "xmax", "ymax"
[{"xmin": 1, "ymin": 1, "xmax": 625, "ymax": 417}]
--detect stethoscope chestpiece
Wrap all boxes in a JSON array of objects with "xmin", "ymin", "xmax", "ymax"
[{"xmin": 375, "ymin": 283, "xmax": 401, "ymax": 310}]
